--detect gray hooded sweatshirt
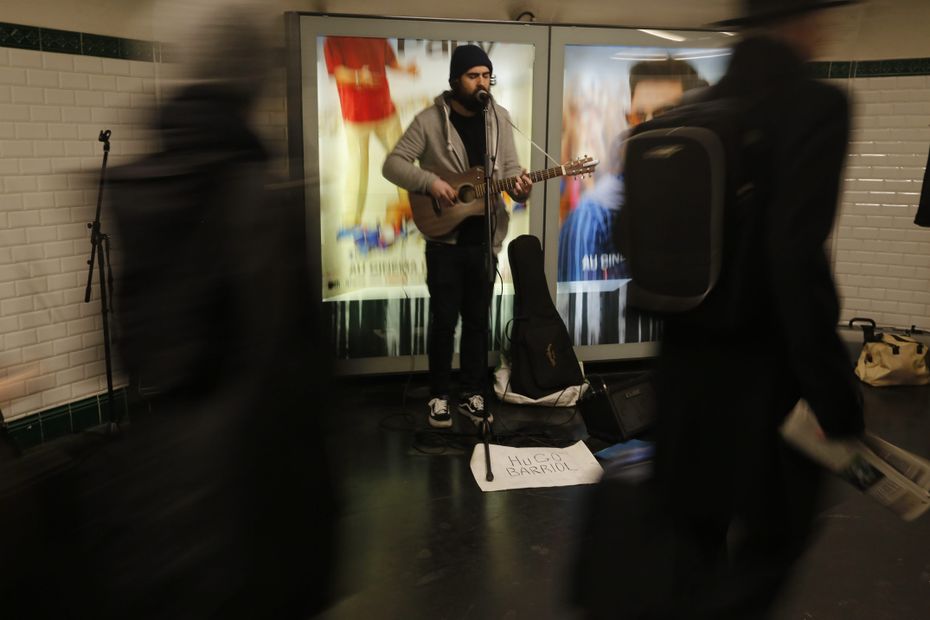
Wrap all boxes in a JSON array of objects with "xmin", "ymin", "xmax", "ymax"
[{"xmin": 382, "ymin": 92, "xmax": 526, "ymax": 251}]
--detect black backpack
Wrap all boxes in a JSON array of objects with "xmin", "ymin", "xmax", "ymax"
[
  {"xmin": 507, "ymin": 235, "xmax": 584, "ymax": 399},
  {"xmin": 616, "ymin": 95, "xmax": 767, "ymax": 330}
]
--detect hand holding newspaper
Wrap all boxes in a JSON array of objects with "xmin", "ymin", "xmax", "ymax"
[{"xmin": 780, "ymin": 400, "xmax": 930, "ymax": 521}]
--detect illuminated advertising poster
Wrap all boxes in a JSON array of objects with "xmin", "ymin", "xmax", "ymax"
[
  {"xmin": 316, "ymin": 36, "xmax": 535, "ymax": 358},
  {"xmin": 556, "ymin": 45, "xmax": 730, "ymax": 345}
]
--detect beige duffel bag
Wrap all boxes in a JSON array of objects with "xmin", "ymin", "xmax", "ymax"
[{"xmin": 850, "ymin": 318, "xmax": 930, "ymax": 387}]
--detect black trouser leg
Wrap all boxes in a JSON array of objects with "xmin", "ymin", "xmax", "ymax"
[
  {"xmin": 426, "ymin": 243, "xmax": 464, "ymax": 397},
  {"xmin": 459, "ymin": 245, "xmax": 493, "ymax": 395}
]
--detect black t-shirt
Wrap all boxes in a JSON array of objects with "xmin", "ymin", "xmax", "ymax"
[{"xmin": 449, "ymin": 108, "xmax": 488, "ymax": 245}]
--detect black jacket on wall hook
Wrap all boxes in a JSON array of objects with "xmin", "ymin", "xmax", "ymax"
[{"xmin": 915, "ymin": 144, "xmax": 930, "ymax": 227}]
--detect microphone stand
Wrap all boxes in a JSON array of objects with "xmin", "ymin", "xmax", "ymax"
[
  {"xmin": 84, "ymin": 129, "xmax": 119, "ymax": 433},
  {"xmin": 480, "ymin": 94, "xmax": 495, "ymax": 482}
]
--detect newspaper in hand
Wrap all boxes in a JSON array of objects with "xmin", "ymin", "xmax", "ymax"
[{"xmin": 780, "ymin": 400, "xmax": 930, "ymax": 522}]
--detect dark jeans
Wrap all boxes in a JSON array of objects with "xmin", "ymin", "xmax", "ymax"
[
  {"xmin": 650, "ymin": 333, "xmax": 824, "ymax": 619},
  {"xmin": 425, "ymin": 242, "xmax": 494, "ymax": 397}
]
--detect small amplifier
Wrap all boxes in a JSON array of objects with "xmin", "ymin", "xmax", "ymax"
[{"xmin": 579, "ymin": 373, "xmax": 656, "ymax": 443}]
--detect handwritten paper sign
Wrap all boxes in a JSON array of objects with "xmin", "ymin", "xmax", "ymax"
[{"xmin": 470, "ymin": 441, "xmax": 603, "ymax": 492}]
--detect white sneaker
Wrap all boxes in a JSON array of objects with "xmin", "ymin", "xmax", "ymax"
[
  {"xmin": 427, "ymin": 397, "xmax": 452, "ymax": 428},
  {"xmin": 458, "ymin": 394, "xmax": 492, "ymax": 426}
]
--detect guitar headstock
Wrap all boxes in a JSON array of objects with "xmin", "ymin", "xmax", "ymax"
[{"xmin": 564, "ymin": 155, "xmax": 599, "ymax": 179}]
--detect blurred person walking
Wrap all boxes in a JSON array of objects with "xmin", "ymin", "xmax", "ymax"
[
  {"xmin": 3, "ymin": 5, "xmax": 337, "ymax": 619},
  {"xmin": 575, "ymin": 2, "xmax": 866, "ymax": 619},
  {"xmin": 104, "ymin": 7, "xmax": 337, "ymax": 618},
  {"xmin": 650, "ymin": 1, "xmax": 865, "ymax": 618}
]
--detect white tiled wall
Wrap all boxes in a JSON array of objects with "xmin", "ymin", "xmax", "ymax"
[
  {"xmin": 835, "ymin": 75, "xmax": 930, "ymax": 331},
  {"xmin": 2, "ymin": 37, "xmax": 930, "ymax": 422},
  {"xmin": 0, "ymin": 46, "xmax": 157, "ymax": 421},
  {"xmin": 0, "ymin": 43, "xmax": 289, "ymax": 423}
]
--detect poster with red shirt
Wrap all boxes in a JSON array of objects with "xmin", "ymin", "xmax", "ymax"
[{"xmin": 315, "ymin": 36, "xmax": 535, "ymax": 358}]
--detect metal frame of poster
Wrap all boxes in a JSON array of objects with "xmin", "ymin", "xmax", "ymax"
[
  {"xmin": 288, "ymin": 13, "xmax": 548, "ymax": 374},
  {"xmin": 545, "ymin": 25, "xmax": 734, "ymax": 362},
  {"xmin": 286, "ymin": 13, "xmax": 735, "ymax": 374}
]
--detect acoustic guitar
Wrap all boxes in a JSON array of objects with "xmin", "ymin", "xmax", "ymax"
[{"xmin": 409, "ymin": 156, "xmax": 598, "ymax": 238}]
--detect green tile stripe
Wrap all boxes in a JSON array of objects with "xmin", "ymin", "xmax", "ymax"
[
  {"xmin": 0, "ymin": 21, "xmax": 157, "ymax": 62},
  {"xmin": 3, "ymin": 389, "xmax": 130, "ymax": 451},
  {"xmin": 3, "ymin": 20, "xmax": 930, "ymax": 75},
  {"xmin": 809, "ymin": 62, "xmax": 831, "ymax": 79},
  {"xmin": 811, "ymin": 58, "xmax": 930, "ymax": 79}
]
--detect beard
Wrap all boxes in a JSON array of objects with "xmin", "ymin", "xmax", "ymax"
[{"xmin": 452, "ymin": 86, "xmax": 489, "ymax": 112}]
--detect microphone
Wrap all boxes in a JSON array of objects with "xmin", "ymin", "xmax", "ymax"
[{"xmin": 475, "ymin": 89, "xmax": 492, "ymax": 106}]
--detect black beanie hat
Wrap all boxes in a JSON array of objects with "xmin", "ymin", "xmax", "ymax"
[{"xmin": 449, "ymin": 44, "xmax": 493, "ymax": 81}]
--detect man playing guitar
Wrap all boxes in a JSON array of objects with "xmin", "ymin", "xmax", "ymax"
[{"xmin": 383, "ymin": 44, "xmax": 532, "ymax": 429}]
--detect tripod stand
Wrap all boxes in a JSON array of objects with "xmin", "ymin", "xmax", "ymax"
[
  {"xmin": 479, "ymin": 95, "xmax": 499, "ymax": 482},
  {"xmin": 84, "ymin": 129, "xmax": 119, "ymax": 431}
]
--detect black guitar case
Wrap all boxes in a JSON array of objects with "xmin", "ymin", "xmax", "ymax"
[{"xmin": 507, "ymin": 235, "xmax": 584, "ymax": 399}]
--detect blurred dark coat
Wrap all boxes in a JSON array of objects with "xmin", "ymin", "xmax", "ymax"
[
  {"xmin": 110, "ymin": 83, "xmax": 268, "ymax": 394},
  {"xmin": 2, "ymin": 84, "xmax": 336, "ymax": 620},
  {"xmin": 105, "ymin": 83, "xmax": 336, "ymax": 619},
  {"xmin": 916, "ymin": 146, "xmax": 930, "ymax": 227},
  {"xmin": 650, "ymin": 36, "xmax": 863, "ymax": 618}
]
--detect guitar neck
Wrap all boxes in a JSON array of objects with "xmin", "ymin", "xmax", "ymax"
[{"xmin": 479, "ymin": 166, "xmax": 568, "ymax": 197}]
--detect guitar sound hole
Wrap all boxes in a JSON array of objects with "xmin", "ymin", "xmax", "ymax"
[{"xmin": 458, "ymin": 184, "xmax": 476, "ymax": 203}]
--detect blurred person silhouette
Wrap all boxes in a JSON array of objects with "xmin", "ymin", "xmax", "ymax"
[
  {"xmin": 917, "ymin": 144, "xmax": 930, "ymax": 226},
  {"xmin": 110, "ymin": 7, "xmax": 337, "ymax": 618},
  {"xmin": 575, "ymin": 1, "xmax": 865, "ymax": 619},
  {"xmin": 0, "ymin": 4, "xmax": 336, "ymax": 619},
  {"xmin": 650, "ymin": 1, "xmax": 864, "ymax": 618}
]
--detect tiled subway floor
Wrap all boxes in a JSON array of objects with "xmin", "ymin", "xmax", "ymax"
[
  {"xmin": 3, "ymin": 362, "xmax": 929, "ymax": 619},
  {"xmin": 319, "ymin": 370, "xmax": 930, "ymax": 620}
]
